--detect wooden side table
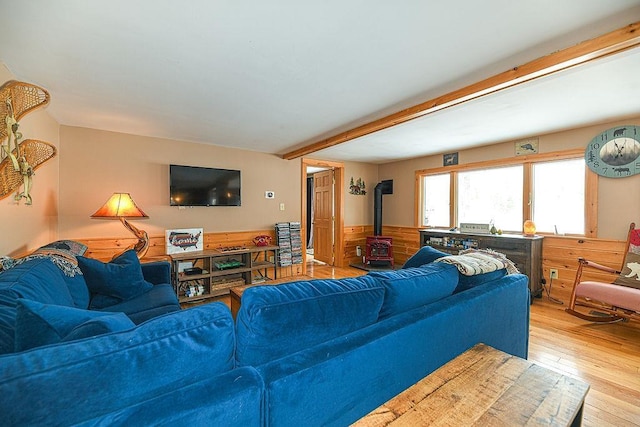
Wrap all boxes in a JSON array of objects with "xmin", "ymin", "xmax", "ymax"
[{"xmin": 353, "ymin": 343, "xmax": 589, "ymax": 426}]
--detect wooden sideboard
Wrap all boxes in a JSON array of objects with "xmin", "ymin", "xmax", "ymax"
[{"xmin": 419, "ymin": 229, "xmax": 543, "ymax": 299}]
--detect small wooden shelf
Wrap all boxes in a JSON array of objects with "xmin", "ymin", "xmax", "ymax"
[{"xmin": 169, "ymin": 245, "xmax": 279, "ymax": 303}]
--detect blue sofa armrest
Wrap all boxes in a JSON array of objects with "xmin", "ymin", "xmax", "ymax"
[
  {"xmin": 141, "ymin": 260, "xmax": 171, "ymax": 285},
  {"xmin": 76, "ymin": 367, "xmax": 265, "ymax": 426},
  {"xmin": 0, "ymin": 303, "xmax": 236, "ymax": 425}
]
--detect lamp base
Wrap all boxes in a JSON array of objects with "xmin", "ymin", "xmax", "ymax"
[{"xmin": 111, "ymin": 217, "xmax": 149, "ymax": 260}]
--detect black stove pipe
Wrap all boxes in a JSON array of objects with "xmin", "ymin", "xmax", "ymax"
[{"xmin": 373, "ymin": 180, "xmax": 393, "ymax": 236}]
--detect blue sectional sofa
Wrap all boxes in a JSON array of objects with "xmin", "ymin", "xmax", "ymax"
[{"xmin": 0, "ymin": 243, "xmax": 530, "ymax": 426}]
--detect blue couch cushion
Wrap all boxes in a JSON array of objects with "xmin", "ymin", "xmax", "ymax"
[
  {"xmin": 402, "ymin": 246, "xmax": 448, "ymax": 269},
  {"xmin": 14, "ymin": 298, "xmax": 135, "ymax": 351},
  {"xmin": 0, "ymin": 303, "xmax": 236, "ymax": 425},
  {"xmin": 77, "ymin": 250, "xmax": 153, "ymax": 309},
  {"xmin": 95, "ymin": 283, "xmax": 180, "ymax": 324},
  {"xmin": 455, "ymin": 268, "xmax": 508, "ymax": 293},
  {"xmin": 236, "ymin": 275, "xmax": 384, "ymax": 366},
  {"xmin": 370, "ymin": 263, "xmax": 459, "ymax": 318},
  {"xmin": 0, "ymin": 258, "xmax": 76, "ymax": 354}
]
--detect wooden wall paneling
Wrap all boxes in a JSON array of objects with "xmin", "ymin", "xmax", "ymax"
[
  {"xmin": 343, "ymin": 225, "xmax": 373, "ymax": 266},
  {"xmin": 541, "ymin": 235, "xmax": 626, "ymax": 298}
]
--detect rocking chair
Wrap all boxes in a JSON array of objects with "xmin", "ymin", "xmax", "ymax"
[{"xmin": 566, "ymin": 223, "xmax": 640, "ymax": 323}]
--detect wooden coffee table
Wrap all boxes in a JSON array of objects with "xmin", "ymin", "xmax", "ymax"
[
  {"xmin": 229, "ymin": 285, "xmax": 249, "ymax": 319},
  {"xmin": 353, "ymin": 343, "xmax": 589, "ymax": 426}
]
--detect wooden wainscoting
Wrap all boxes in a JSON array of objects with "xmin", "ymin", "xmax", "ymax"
[
  {"xmin": 343, "ymin": 225, "xmax": 421, "ymax": 267},
  {"xmin": 540, "ymin": 234, "xmax": 626, "ymax": 299},
  {"xmin": 343, "ymin": 225, "xmax": 373, "ymax": 266},
  {"xmin": 360, "ymin": 227, "xmax": 627, "ymax": 296},
  {"xmin": 77, "ymin": 229, "xmax": 304, "ymax": 278}
]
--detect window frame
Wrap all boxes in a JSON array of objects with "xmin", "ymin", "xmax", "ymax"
[{"xmin": 414, "ymin": 149, "xmax": 598, "ymax": 237}]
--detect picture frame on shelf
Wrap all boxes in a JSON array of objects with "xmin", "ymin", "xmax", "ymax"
[{"xmin": 165, "ymin": 228, "xmax": 203, "ymax": 254}]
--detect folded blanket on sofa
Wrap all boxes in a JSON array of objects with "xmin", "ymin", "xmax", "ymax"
[{"xmin": 435, "ymin": 249, "xmax": 519, "ymax": 276}]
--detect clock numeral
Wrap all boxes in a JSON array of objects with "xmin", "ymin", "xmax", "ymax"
[{"xmin": 592, "ymin": 142, "xmax": 600, "ymax": 150}]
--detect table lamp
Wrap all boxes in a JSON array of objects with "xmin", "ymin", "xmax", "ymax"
[{"xmin": 91, "ymin": 192, "xmax": 149, "ymax": 259}]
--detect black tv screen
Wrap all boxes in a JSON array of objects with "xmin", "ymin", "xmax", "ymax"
[{"xmin": 170, "ymin": 164, "xmax": 241, "ymax": 206}]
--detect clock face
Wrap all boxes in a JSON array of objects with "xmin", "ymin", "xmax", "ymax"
[{"xmin": 585, "ymin": 126, "xmax": 640, "ymax": 178}]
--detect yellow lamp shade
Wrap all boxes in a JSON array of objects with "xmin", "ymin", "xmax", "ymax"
[{"xmin": 523, "ymin": 220, "xmax": 536, "ymax": 236}]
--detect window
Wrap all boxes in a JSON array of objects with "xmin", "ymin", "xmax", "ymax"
[
  {"xmin": 532, "ymin": 159, "xmax": 584, "ymax": 234},
  {"xmin": 416, "ymin": 150, "xmax": 594, "ymax": 236},
  {"xmin": 458, "ymin": 166, "xmax": 523, "ymax": 231},
  {"xmin": 422, "ymin": 173, "xmax": 450, "ymax": 227}
]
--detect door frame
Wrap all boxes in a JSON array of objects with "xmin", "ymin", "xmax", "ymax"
[{"xmin": 301, "ymin": 158, "xmax": 345, "ymax": 273}]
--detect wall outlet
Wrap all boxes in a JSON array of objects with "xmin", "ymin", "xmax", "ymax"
[
  {"xmin": 550, "ymin": 268, "xmax": 559, "ymax": 279},
  {"xmin": 356, "ymin": 246, "xmax": 362, "ymax": 257}
]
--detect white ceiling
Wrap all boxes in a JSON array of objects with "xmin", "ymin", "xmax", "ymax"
[{"xmin": 1, "ymin": 1, "xmax": 640, "ymax": 164}]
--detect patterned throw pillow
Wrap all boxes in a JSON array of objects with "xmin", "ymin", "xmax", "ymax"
[{"xmin": 613, "ymin": 252, "xmax": 640, "ymax": 290}]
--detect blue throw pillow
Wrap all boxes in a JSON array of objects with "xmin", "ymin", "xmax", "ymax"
[
  {"xmin": 370, "ymin": 263, "xmax": 459, "ymax": 318},
  {"xmin": 455, "ymin": 268, "xmax": 508, "ymax": 293},
  {"xmin": 14, "ymin": 299, "xmax": 135, "ymax": 352},
  {"xmin": 77, "ymin": 250, "xmax": 153, "ymax": 309},
  {"xmin": 402, "ymin": 246, "xmax": 448, "ymax": 269}
]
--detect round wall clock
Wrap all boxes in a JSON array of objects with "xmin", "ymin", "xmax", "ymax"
[{"xmin": 585, "ymin": 125, "xmax": 640, "ymax": 178}]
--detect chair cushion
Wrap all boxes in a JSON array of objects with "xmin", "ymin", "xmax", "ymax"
[
  {"xmin": 370, "ymin": 263, "xmax": 459, "ymax": 318},
  {"xmin": 14, "ymin": 299, "xmax": 135, "ymax": 352},
  {"xmin": 577, "ymin": 281, "xmax": 640, "ymax": 312},
  {"xmin": 77, "ymin": 250, "xmax": 153, "ymax": 309},
  {"xmin": 236, "ymin": 275, "xmax": 384, "ymax": 366},
  {"xmin": 402, "ymin": 246, "xmax": 448, "ymax": 269}
]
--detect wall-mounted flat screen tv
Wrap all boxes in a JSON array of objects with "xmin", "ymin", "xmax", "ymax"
[{"xmin": 170, "ymin": 164, "xmax": 241, "ymax": 206}]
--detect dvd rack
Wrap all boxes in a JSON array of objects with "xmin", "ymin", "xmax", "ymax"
[{"xmin": 275, "ymin": 222, "xmax": 303, "ymax": 266}]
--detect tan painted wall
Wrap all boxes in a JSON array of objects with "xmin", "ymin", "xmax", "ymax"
[
  {"xmin": 379, "ymin": 116, "xmax": 640, "ymax": 241},
  {"xmin": 0, "ymin": 64, "xmax": 60, "ymax": 256},
  {"xmin": 342, "ymin": 161, "xmax": 377, "ymax": 226},
  {"xmin": 58, "ymin": 126, "xmax": 304, "ymax": 240}
]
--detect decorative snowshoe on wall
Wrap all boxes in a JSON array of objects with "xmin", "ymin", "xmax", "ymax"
[{"xmin": 0, "ymin": 80, "xmax": 56, "ymax": 205}]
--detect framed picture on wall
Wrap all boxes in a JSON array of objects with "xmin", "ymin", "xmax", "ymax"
[
  {"xmin": 165, "ymin": 228, "xmax": 203, "ymax": 254},
  {"xmin": 443, "ymin": 152, "xmax": 458, "ymax": 166}
]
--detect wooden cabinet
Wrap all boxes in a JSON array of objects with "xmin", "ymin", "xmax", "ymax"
[
  {"xmin": 419, "ymin": 229, "xmax": 543, "ymax": 299},
  {"xmin": 169, "ymin": 245, "xmax": 279, "ymax": 303}
]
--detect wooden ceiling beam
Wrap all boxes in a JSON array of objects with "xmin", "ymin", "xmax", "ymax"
[{"xmin": 282, "ymin": 22, "xmax": 640, "ymax": 160}]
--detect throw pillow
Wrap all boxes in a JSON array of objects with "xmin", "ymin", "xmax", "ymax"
[
  {"xmin": 77, "ymin": 250, "xmax": 153, "ymax": 309},
  {"xmin": 402, "ymin": 246, "xmax": 448, "ymax": 269},
  {"xmin": 613, "ymin": 252, "xmax": 640, "ymax": 290},
  {"xmin": 14, "ymin": 299, "xmax": 135, "ymax": 352},
  {"xmin": 370, "ymin": 263, "xmax": 459, "ymax": 318}
]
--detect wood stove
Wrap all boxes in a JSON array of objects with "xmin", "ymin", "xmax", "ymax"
[
  {"xmin": 365, "ymin": 236, "xmax": 393, "ymax": 267},
  {"xmin": 364, "ymin": 180, "xmax": 394, "ymax": 267}
]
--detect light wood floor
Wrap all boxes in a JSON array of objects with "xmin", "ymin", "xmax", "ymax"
[{"xmin": 220, "ymin": 263, "xmax": 640, "ymax": 426}]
